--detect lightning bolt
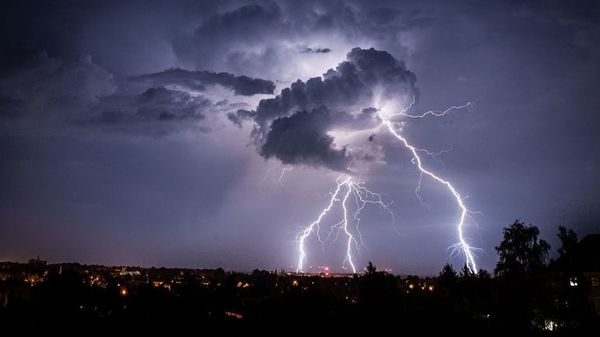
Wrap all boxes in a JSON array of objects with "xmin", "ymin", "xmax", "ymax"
[
  {"xmin": 379, "ymin": 97, "xmax": 479, "ymax": 273},
  {"xmin": 279, "ymin": 166, "xmax": 293, "ymax": 184},
  {"xmin": 293, "ymin": 93, "xmax": 479, "ymax": 274},
  {"xmin": 296, "ymin": 176, "xmax": 393, "ymax": 274},
  {"xmin": 386, "ymin": 95, "xmax": 472, "ymax": 119},
  {"xmin": 296, "ymin": 176, "xmax": 350, "ymax": 273},
  {"xmin": 340, "ymin": 182, "xmax": 356, "ymax": 273}
]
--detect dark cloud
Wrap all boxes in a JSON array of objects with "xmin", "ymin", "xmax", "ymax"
[
  {"xmin": 253, "ymin": 47, "xmax": 417, "ymax": 134},
  {"xmin": 0, "ymin": 51, "xmax": 116, "ymax": 120},
  {"xmin": 301, "ymin": 47, "xmax": 331, "ymax": 54},
  {"xmin": 248, "ymin": 47, "xmax": 417, "ymax": 171},
  {"xmin": 194, "ymin": 3, "xmax": 283, "ymax": 40},
  {"xmin": 172, "ymin": 3, "xmax": 292, "ymax": 79},
  {"xmin": 227, "ymin": 109, "xmax": 255, "ymax": 128},
  {"xmin": 131, "ymin": 68, "xmax": 275, "ymax": 96},
  {"xmin": 171, "ymin": 1, "xmax": 436, "ymax": 82},
  {"xmin": 0, "ymin": 48, "xmax": 269, "ymax": 136},
  {"xmin": 95, "ymin": 86, "xmax": 209, "ymax": 124},
  {"xmin": 261, "ymin": 107, "xmax": 349, "ymax": 171}
]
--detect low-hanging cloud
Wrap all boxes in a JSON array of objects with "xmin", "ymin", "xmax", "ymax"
[
  {"xmin": 227, "ymin": 109, "xmax": 256, "ymax": 128},
  {"xmin": 131, "ymin": 68, "xmax": 275, "ymax": 96},
  {"xmin": 300, "ymin": 47, "xmax": 332, "ymax": 54},
  {"xmin": 95, "ymin": 86, "xmax": 210, "ymax": 124},
  {"xmin": 246, "ymin": 47, "xmax": 418, "ymax": 171},
  {"xmin": 171, "ymin": 2, "xmax": 435, "ymax": 83},
  {"xmin": 261, "ymin": 107, "xmax": 349, "ymax": 171},
  {"xmin": 0, "ymin": 49, "xmax": 274, "ymax": 136}
]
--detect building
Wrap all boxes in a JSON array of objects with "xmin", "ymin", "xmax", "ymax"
[{"xmin": 552, "ymin": 234, "xmax": 600, "ymax": 313}]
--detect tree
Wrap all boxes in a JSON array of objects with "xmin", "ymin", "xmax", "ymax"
[
  {"xmin": 557, "ymin": 225, "xmax": 578, "ymax": 257},
  {"xmin": 459, "ymin": 263, "xmax": 474, "ymax": 279},
  {"xmin": 365, "ymin": 261, "xmax": 377, "ymax": 275},
  {"xmin": 439, "ymin": 264, "xmax": 458, "ymax": 285},
  {"xmin": 495, "ymin": 220, "xmax": 550, "ymax": 277},
  {"xmin": 476, "ymin": 269, "xmax": 491, "ymax": 280},
  {"xmin": 359, "ymin": 261, "xmax": 396, "ymax": 309}
]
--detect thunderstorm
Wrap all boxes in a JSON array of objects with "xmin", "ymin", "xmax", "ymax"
[{"xmin": 296, "ymin": 97, "xmax": 479, "ymax": 274}]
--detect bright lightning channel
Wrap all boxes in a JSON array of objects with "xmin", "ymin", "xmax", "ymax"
[
  {"xmin": 294, "ymin": 95, "xmax": 479, "ymax": 274},
  {"xmin": 379, "ymin": 97, "xmax": 479, "ymax": 273},
  {"xmin": 279, "ymin": 166, "xmax": 293, "ymax": 184},
  {"xmin": 296, "ymin": 176, "xmax": 393, "ymax": 274}
]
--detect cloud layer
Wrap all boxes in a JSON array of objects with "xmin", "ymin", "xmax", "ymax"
[
  {"xmin": 249, "ymin": 47, "xmax": 418, "ymax": 171},
  {"xmin": 1, "ymin": 0, "xmax": 600, "ymax": 274},
  {"xmin": 0, "ymin": 49, "xmax": 275, "ymax": 135},
  {"xmin": 131, "ymin": 68, "xmax": 275, "ymax": 96}
]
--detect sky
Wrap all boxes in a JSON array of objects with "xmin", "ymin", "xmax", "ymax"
[{"xmin": 1, "ymin": 0, "xmax": 599, "ymax": 274}]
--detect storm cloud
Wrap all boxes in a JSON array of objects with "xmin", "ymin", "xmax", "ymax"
[
  {"xmin": 170, "ymin": 1, "xmax": 439, "ymax": 84},
  {"xmin": 1, "ymin": 0, "xmax": 599, "ymax": 274},
  {"xmin": 131, "ymin": 68, "xmax": 275, "ymax": 96},
  {"xmin": 300, "ymin": 47, "xmax": 332, "ymax": 54},
  {"xmin": 250, "ymin": 47, "xmax": 418, "ymax": 171},
  {"xmin": 95, "ymin": 87, "xmax": 209, "ymax": 124},
  {"xmin": 227, "ymin": 109, "xmax": 256, "ymax": 128},
  {"xmin": 0, "ymin": 51, "xmax": 116, "ymax": 120},
  {"xmin": 0, "ymin": 48, "xmax": 274, "ymax": 135},
  {"xmin": 261, "ymin": 107, "xmax": 350, "ymax": 171}
]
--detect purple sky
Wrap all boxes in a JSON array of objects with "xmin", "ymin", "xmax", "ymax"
[{"xmin": 1, "ymin": 0, "xmax": 599, "ymax": 274}]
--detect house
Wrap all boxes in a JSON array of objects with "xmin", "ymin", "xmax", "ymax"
[{"xmin": 552, "ymin": 234, "xmax": 600, "ymax": 313}]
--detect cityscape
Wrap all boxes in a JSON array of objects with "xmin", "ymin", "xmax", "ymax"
[
  {"xmin": 1, "ymin": 0, "xmax": 599, "ymax": 335},
  {"xmin": 1, "ymin": 222, "xmax": 599, "ymax": 334}
]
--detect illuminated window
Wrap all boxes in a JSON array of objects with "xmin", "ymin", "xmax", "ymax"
[
  {"xmin": 569, "ymin": 277, "xmax": 578, "ymax": 287},
  {"xmin": 543, "ymin": 320, "xmax": 558, "ymax": 331},
  {"xmin": 591, "ymin": 277, "xmax": 599, "ymax": 287}
]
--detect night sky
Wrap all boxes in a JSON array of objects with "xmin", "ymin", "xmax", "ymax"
[{"xmin": 1, "ymin": 0, "xmax": 599, "ymax": 274}]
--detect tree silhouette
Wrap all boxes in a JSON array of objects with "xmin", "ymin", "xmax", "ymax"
[
  {"xmin": 557, "ymin": 225, "xmax": 578, "ymax": 257},
  {"xmin": 476, "ymin": 269, "xmax": 490, "ymax": 280},
  {"xmin": 365, "ymin": 261, "xmax": 376, "ymax": 275},
  {"xmin": 440, "ymin": 264, "xmax": 457, "ymax": 280},
  {"xmin": 437, "ymin": 263, "xmax": 458, "ymax": 290},
  {"xmin": 459, "ymin": 263, "xmax": 474, "ymax": 279},
  {"xmin": 495, "ymin": 220, "xmax": 550, "ymax": 277}
]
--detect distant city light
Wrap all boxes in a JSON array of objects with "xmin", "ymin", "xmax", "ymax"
[{"xmin": 569, "ymin": 277, "xmax": 578, "ymax": 287}]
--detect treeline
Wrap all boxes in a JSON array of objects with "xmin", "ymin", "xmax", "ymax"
[
  {"xmin": 0, "ymin": 221, "xmax": 598, "ymax": 336},
  {"xmin": 357, "ymin": 220, "xmax": 596, "ymax": 335}
]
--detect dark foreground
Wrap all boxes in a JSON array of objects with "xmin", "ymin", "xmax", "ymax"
[
  {"xmin": 2, "ymin": 223, "xmax": 600, "ymax": 335},
  {"xmin": 0, "ymin": 260, "xmax": 598, "ymax": 336}
]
